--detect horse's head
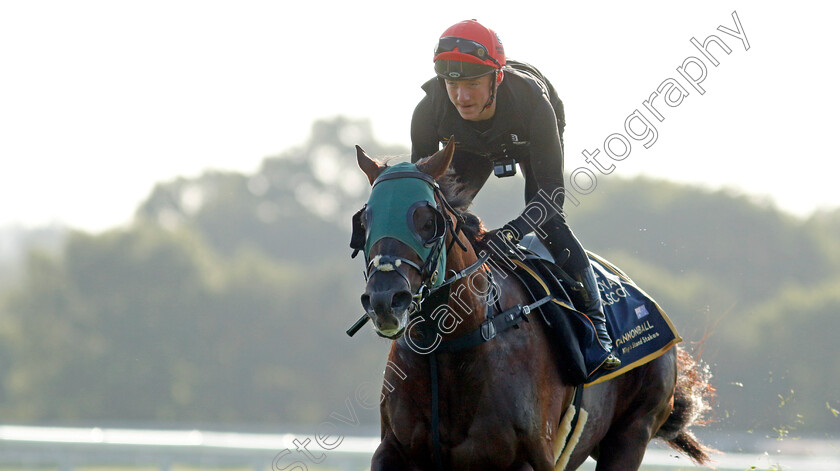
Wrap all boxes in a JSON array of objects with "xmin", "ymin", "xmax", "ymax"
[{"xmin": 353, "ymin": 140, "xmax": 456, "ymax": 339}]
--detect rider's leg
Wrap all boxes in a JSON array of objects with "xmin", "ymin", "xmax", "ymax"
[{"xmin": 540, "ymin": 216, "xmax": 621, "ymax": 370}]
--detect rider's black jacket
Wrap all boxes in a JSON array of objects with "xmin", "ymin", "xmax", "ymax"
[{"xmin": 410, "ymin": 66, "xmax": 566, "ymax": 209}]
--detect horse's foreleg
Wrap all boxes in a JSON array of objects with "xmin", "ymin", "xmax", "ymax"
[{"xmin": 371, "ymin": 432, "xmax": 413, "ymax": 471}]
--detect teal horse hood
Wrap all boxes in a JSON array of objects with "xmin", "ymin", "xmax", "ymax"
[{"xmin": 363, "ymin": 162, "xmax": 447, "ymax": 288}]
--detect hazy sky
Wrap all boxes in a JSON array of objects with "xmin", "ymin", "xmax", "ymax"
[{"xmin": 2, "ymin": 1, "xmax": 838, "ymax": 231}]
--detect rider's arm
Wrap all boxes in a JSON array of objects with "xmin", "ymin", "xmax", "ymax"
[
  {"xmin": 410, "ymin": 94, "xmax": 441, "ymax": 163},
  {"xmin": 524, "ymin": 94, "xmax": 565, "ymax": 202},
  {"xmin": 502, "ymin": 95, "xmax": 566, "ymax": 240}
]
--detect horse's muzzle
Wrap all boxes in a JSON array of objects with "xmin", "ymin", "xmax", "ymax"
[{"xmin": 361, "ymin": 287, "xmax": 413, "ymax": 338}]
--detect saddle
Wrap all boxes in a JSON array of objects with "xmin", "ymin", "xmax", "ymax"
[{"xmin": 505, "ymin": 235, "xmax": 682, "ymax": 386}]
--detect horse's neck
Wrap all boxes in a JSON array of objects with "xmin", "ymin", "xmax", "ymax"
[{"xmin": 440, "ymin": 247, "xmax": 492, "ymax": 337}]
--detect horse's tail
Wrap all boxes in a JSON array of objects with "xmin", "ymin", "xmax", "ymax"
[{"xmin": 656, "ymin": 344, "xmax": 719, "ymax": 465}]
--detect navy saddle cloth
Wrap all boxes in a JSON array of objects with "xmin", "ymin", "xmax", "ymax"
[{"xmin": 512, "ymin": 236, "xmax": 682, "ymax": 386}]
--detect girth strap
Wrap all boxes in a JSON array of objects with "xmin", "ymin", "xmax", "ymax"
[{"xmin": 567, "ymin": 385, "xmax": 584, "ymax": 448}]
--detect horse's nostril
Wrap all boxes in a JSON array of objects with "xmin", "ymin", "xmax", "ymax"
[
  {"xmin": 392, "ymin": 291, "xmax": 412, "ymax": 311},
  {"xmin": 366, "ymin": 288, "xmax": 412, "ymax": 315}
]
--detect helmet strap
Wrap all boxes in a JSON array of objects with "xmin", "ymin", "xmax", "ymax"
[{"xmin": 482, "ymin": 72, "xmax": 499, "ymax": 111}]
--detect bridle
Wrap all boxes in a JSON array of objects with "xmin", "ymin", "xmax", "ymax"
[
  {"xmin": 347, "ymin": 167, "xmax": 489, "ymax": 336},
  {"xmin": 347, "ymin": 168, "xmax": 577, "ymax": 471}
]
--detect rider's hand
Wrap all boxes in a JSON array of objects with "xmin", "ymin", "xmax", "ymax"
[{"xmin": 484, "ymin": 222, "xmax": 523, "ymax": 257}]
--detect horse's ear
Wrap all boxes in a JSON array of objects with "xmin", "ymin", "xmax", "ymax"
[
  {"xmin": 417, "ymin": 137, "xmax": 455, "ymax": 181},
  {"xmin": 356, "ymin": 145, "xmax": 384, "ymax": 185}
]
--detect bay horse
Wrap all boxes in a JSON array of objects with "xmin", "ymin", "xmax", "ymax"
[{"xmin": 351, "ymin": 140, "xmax": 715, "ymax": 470}]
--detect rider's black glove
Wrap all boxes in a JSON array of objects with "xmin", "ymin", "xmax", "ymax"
[{"xmin": 484, "ymin": 221, "xmax": 526, "ymax": 257}]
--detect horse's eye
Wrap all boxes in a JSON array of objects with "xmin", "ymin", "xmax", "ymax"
[{"xmin": 409, "ymin": 202, "xmax": 444, "ymax": 247}]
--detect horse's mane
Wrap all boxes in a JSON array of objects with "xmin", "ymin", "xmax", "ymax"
[{"xmin": 436, "ymin": 170, "xmax": 488, "ymax": 247}]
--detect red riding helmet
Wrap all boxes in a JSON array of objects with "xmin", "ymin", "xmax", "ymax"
[{"xmin": 434, "ymin": 19, "xmax": 506, "ymax": 80}]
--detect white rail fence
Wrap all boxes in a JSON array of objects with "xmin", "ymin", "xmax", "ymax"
[{"xmin": 0, "ymin": 425, "xmax": 837, "ymax": 471}]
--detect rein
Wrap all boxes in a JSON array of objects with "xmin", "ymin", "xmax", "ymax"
[
  {"xmin": 395, "ymin": 268, "xmax": 553, "ymax": 471},
  {"xmin": 347, "ymin": 168, "xmax": 564, "ymax": 470},
  {"xmin": 346, "ymin": 239, "xmax": 483, "ymax": 338}
]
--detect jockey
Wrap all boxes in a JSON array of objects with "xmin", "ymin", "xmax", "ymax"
[{"xmin": 410, "ymin": 19, "xmax": 621, "ymax": 370}]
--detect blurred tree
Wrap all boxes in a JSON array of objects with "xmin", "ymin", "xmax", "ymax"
[
  {"xmin": 135, "ymin": 116, "xmax": 405, "ymax": 263},
  {"xmin": 0, "ymin": 116, "xmax": 837, "ymax": 437},
  {"xmin": 570, "ymin": 177, "xmax": 831, "ymax": 302},
  {"xmin": 717, "ymin": 278, "xmax": 840, "ymax": 433}
]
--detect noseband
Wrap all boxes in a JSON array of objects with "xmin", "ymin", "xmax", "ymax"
[
  {"xmin": 363, "ymin": 168, "xmax": 468, "ymax": 307},
  {"xmin": 348, "ymin": 166, "xmax": 484, "ymax": 335}
]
